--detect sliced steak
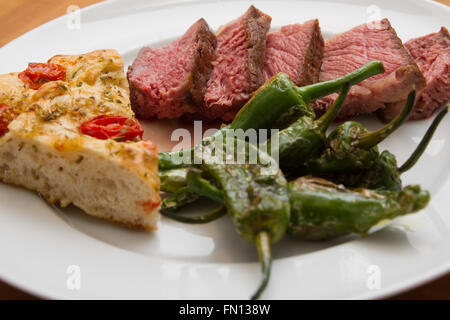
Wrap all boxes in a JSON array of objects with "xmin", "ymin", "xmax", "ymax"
[
  {"xmin": 315, "ymin": 19, "xmax": 426, "ymax": 120},
  {"xmin": 264, "ymin": 20, "xmax": 324, "ymax": 86},
  {"xmin": 381, "ymin": 27, "xmax": 450, "ymax": 121},
  {"xmin": 127, "ymin": 18, "xmax": 216, "ymax": 119},
  {"xmin": 203, "ymin": 5, "xmax": 271, "ymax": 121}
]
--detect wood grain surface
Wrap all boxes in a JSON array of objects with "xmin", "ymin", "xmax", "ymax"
[{"xmin": 0, "ymin": 0, "xmax": 449, "ymax": 300}]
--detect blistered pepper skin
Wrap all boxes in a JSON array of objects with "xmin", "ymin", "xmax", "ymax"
[
  {"xmin": 303, "ymin": 122, "xmax": 379, "ymax": 174},
  {"xmin": 201, "ymin": 137, "xmax": 290, "ymax": 244},
  {"xmin": 288, "ymin": 177, "xmax": 430, "ymax": 241},
  {"xmin": 266, "ymin": 82, "xmax": 350, "ymax": 175},
  {"xmin": 296, "ymin": 91, "xmax": 416, "ymax": 177},
  {"xmin": 318, "ymin": 150, "xmax": 402, "ymax": 192},
  {"xmin": 314, "ymin": 107, "xmax": 448, "ymax": 192}
]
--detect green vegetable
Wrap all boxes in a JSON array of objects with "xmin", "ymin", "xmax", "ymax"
[
  {"xmin": 201, "ymin": 136, "xmax": 290, "ymax": 300},
  {"xmin": 288, "ymin": 176, "xmax": 430, "ymax": 241},
  {"xmin": 161, "ymin": 168, "xmax": 222, "ymax": 210},
  {"xmin": 185, "ymin": 169, "xmax": 224, "ymax": 204},
  {"xmin": 161, "ymin": 186, "xmax": 198, "ymax": 211},
  {"xmin": 158, "ymin": 61, "xmax": 385, "ymax": 171},
  {"xmin": 265, "ymin": 82, "xmax": 350, "ymax": 174},
  {"xmin": 161, "ymin": 136, "xmax": 290, "ymax": 299},
  {"xmin": 318, "ymin": 106, "xmax": 448, "ymax": 191},
  {"xmin": 299, "ymin": 90, "xmax": 416, "ymax": 175},
  {"xmin": 320, "ymin": 150, "xmax": 402, "ymax": 192}
]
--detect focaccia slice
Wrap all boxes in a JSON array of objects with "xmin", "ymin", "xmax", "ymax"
[{"xmin": 0, "ymin": 49, "xmax": 160, "ymax": 230}]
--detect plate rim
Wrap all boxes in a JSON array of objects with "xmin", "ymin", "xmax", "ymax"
[{"xmin": 0, "ymin": 0, "xmax": 449, "ymax": 300}]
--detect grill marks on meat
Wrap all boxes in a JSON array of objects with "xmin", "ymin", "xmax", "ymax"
[
  {"xmin": 315, "ymin": 19, "xmax": 426, "ymax": 120},
  {"xmin": 203, "ymin": 5, "xmax": 271, "ymax": 121},
  {"xmin": 127, "ymin": 18, "xmax": 216, "ymax": 119},
  {"xmin": 405, "ymin": 27, "xmax": 449, "ymax": 120},
  {"xmin": 264, "ymin": 20, "xmax": 324, "ymax": 86}
]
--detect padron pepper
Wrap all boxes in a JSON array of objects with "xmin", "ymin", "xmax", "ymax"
[
  {"xmin": 297, "ymin": 90, "xmax": 416, "ymax": 176},
  {"xmin": 158, "ymin": 61, "xmax": 385, "ymax": 171},
  {"xmin": 160, "ymin": 169, "xmax": 223, "ymax": 218},
  {"xmin": 161, "ymin": 168, "xmax": 223, "ymax": 212},
  {"xmin": 319, "ymin": 106, "xmax": 448, "ymax": 191},
  {"xmin": 288, "ymin": 176, "xmax": 430, "ymax": 241},
  {"xmin": 200, "ymin": 136, "xmax": 290, "ymax": 300},
  {"xmin": 161, "ymin": 168, "xmax": 227, "ymax": 224},
  {"xmin": 162, "ymin": 135, "xmax": 290, "ymax": 300},
  {"xmin": 163, "ymin": 172, "xmax": 431, "ymax": 242},
  {"xmin": 265, "ymin": 82, "xmax": 350, "ymax": 174}
]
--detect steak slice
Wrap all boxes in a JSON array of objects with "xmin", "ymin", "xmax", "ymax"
[
  {"xmin": 315, "ymin": 19, "xmax": 426, "ymax": 120},
  {"xmin": 127, "ymin": 18, "xmax": 216, "ymax": 119},
  {"xmin": 381, "ymin": 27, "xmax": 450, "ymax": 121},
  {"xmin": 203, "ymin": 5, "xmax": 271, "ymax": 121},
  {"xmin": 263, "ymin": 20, "xmax": 324, "ymax": 86}
]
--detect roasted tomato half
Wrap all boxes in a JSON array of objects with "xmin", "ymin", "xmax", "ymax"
[
  {"xmin": 18, "ymin": 63, "xmax": 66, "ymax": 89},
  {"xmin": 80, "ymin": 115, "xmax": 144, "ymax": 141}
]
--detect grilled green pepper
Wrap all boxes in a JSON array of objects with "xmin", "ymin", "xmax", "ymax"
[
  {"xmin": 288, "ymin": 176, "xmax": 430, "ymax": 241},
  {"xmin": 318, "ymin": 106, "xmax": 448, "ymax": 191},
  {"xmin": 200, "ymin": 136, "xmax": 290, "ymax": 300},
  {"xmin": 298, "ymin": 90, "xmax": 416, "ymax": 176},
  {"xmin": 161, "ymin": 168, "xmax": 226, "ymax": 223},
  {"xmin": 161, "ymin": 168, "xmax": 223, "ymax": 210},
  {"xmin": 162, "ymin": 136, "xmax": 290, "ymax": 299},
  {"xmin": 161, "ymin": 186, "xmax": 197, "ymax": 210},
  {"xmin": 320, "ymin": 150, "xmax": 402, "ymax": 192},
  {"xmin": 265, "ymin": 82, "xmax": 350, "ymax": 174},
  {"xmin": 158, "ymin": 61, "xmax": 385, "ymax": 171}
]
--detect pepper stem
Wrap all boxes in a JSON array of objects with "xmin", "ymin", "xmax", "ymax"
[
  {"xmin": 296, "ymin": 61, "xmax": 384, "ymax": 103},
  {"xmin": 161, "ymin": 205, "xmax": 227, "ymax": 224},
  {"xmin": 187, "ymin": 170, "xmax": 224, "ymax": 203},
  {"xmin": 399, "ymin": 106, "xmax": 448, "ymax": 173},
  {"xmin": 358, "ymin": 90, "xmax": 416, "ymax": 149},
  {"xmin": 316, "ymin": 81, "xmax": 351, "ymax": 131},
  {"xmin": 251, "ymin": 231, "xmax": 272, "ymax": 300}
]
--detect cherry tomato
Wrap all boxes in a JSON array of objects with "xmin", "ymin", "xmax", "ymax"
[
  {"xmin": 18, "ymin": 63, "xmax": 66, "ymax": 90},
  {"xmin": 80, "ymin": 115, "xmax": 144, "ymax": 141}
]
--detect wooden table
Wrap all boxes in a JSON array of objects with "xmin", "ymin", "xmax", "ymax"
[{"xmin": 0, "ymin": 0, "xmax": 449, "ymax": 300}]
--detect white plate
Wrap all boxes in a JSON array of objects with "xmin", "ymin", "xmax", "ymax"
[{"xmin": 0, "ymin": 0, "xmax": 449, "ymax": 299}]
